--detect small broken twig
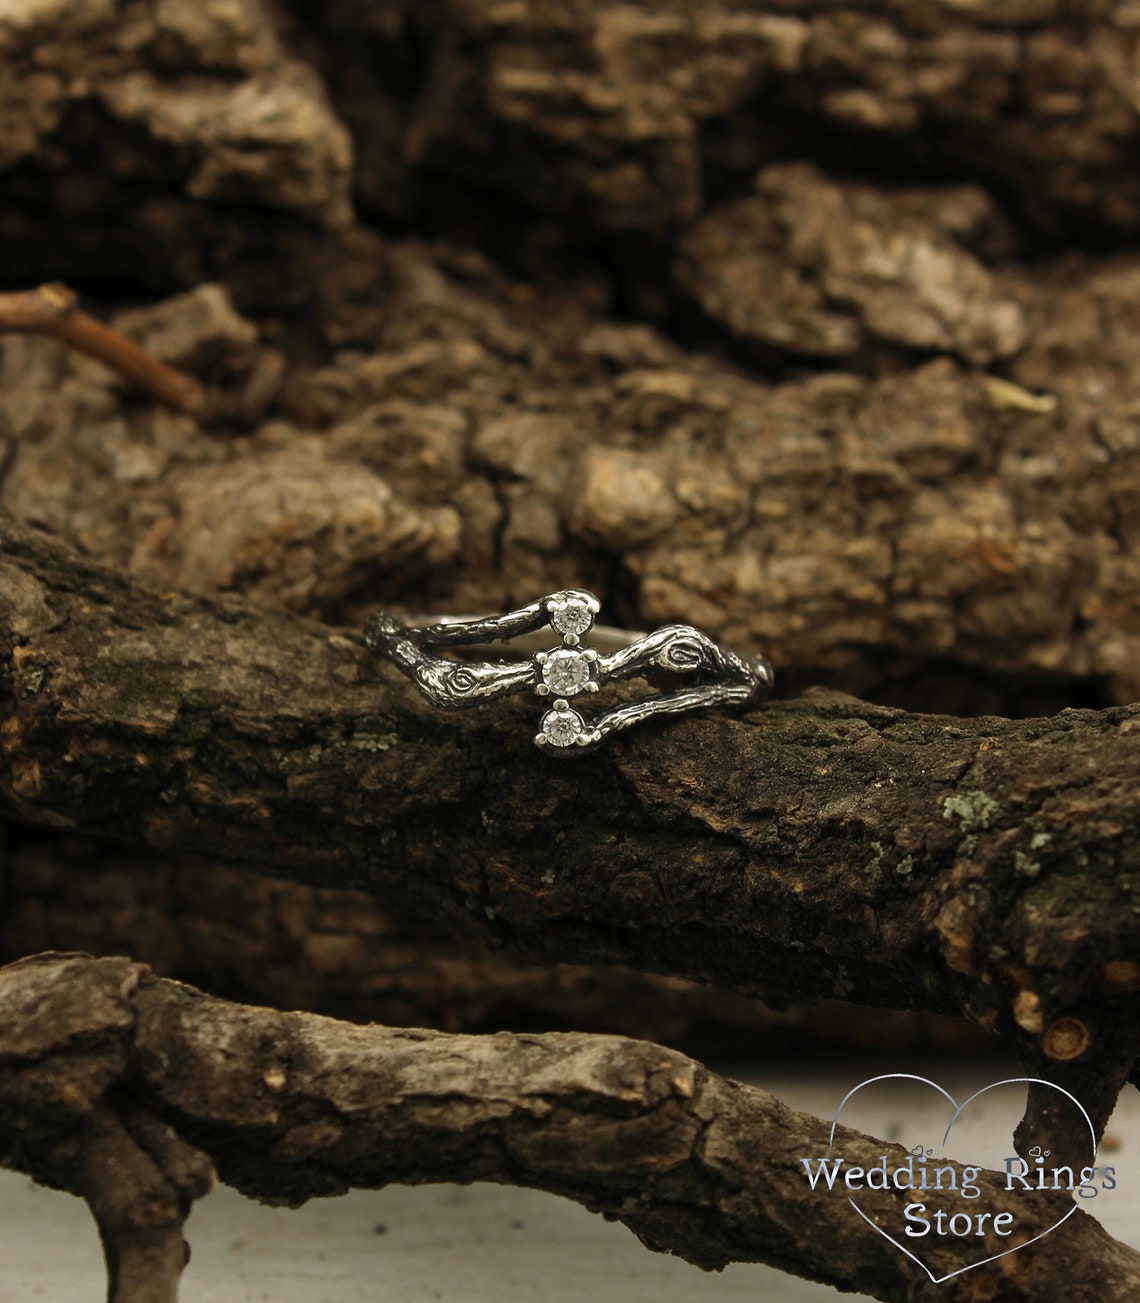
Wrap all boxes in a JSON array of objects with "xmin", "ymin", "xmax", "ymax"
[{"xmin": 0, "ymin": 283, "xmax": 204, "ymax": 414}]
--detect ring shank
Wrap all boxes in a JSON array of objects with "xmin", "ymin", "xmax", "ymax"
[{"xmin": 397, "ymin": 614, "xmax": 648, "ymax": 656}]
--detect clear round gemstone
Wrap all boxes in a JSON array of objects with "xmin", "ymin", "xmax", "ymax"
[
  {"xmin": 541, "ymin": 706, "xmax": 585, "ymax": 747},
  {"xmin": 542, "ymin": 648, "xmax": 591, "ymax": 695},
  {"xmin": 550, "ymin": 598, "xmax": 593, "ymax": 638}
]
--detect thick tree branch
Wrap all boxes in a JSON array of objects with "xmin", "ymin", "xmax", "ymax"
[
  {"xmin": 0, "ymin": 955, "xmax": 215, "ymax": 1303},
  {"xmin": 2, "ymin": 514, "xmax": 1138, "ymax": 1151},
  {"xmin": 1, "ymin": 952, "xmax": 1136, "ymax": 1303},
  {"xmin": 0, "ymin": 824, "xmax": 995, "ymax": 1053}
]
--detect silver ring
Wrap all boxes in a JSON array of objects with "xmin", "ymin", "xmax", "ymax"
[{"xmin": 365, "ymin": 589, "xmax": 774, "ymax": 755}]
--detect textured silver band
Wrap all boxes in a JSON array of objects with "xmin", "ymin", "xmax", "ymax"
[{"xmin": 366, "ymin": 588, "xmax": 774, "ymax": 755}]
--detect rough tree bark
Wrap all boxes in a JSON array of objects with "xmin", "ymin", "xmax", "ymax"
[
  {"xmin": 3, "ymin": 953, "xmax": 1138, "ymax": 1303},
  {"xmin": 2, "ymin": 513, "xmax": 1138, "ymax": 1164},
  {"xmin": 3, "ymin": 0, "xmax": 1140, "ymax": 1298},
  {"xmin": 305, "ymin": 0, "xmax": 1140, "ymax": 235},
  {"xmin": 0, "ymin": 824, "xmax": 992, "ymax": 1052},
  {"xmin": 3, "ymin": 239, "xmax": 1140, "ymax": 709}
]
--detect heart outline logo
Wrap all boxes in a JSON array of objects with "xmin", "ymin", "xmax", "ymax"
[{"xmin": 829, "ymin": 1074, "xmax": 1097, "ymax": 1284}]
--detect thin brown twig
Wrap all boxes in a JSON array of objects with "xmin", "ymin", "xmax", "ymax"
[{"xmin": 0, "ymin": 282, "xmax": 204, "ymax": 414}]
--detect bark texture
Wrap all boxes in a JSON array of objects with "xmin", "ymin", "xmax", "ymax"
[
  {"xmin": 0, "ymin": 824, "xmax": 992, "ymax": 1051},
  {"xmin": 0, "ymin": 0, "xmax": 351, "ymax": 222},
  {"xmin": 3, "ymin": 0, "xmax": 1140, "ymax": 1298},
  {"xmin": 3, "ymin": 239, "xmax": 1140, "ymax": 710},
  {"xmin": 2, "ymin": 952, "xmax": 1137, "ymax": 1303},
  {"xmin": 309, "ymin": 0, "xmax": 1140, "ymax": 235},
  {"xmin": 0, "ymin": 0, "xmax": 353, "ymax": 300},
  {"xmin": 2, "ymin": 514, "xmax": 1138, "ymax": 1160}
]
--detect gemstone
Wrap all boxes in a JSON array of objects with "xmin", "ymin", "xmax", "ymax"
[
  {"xmin": 542, "ymin": 648, "xmax": 592, "ymax": 695},
  {"xmin": 540, "ymin": 705, "xmax": 585, "ymax": 747},
  {"xmin": 550, "ymin": 598, "xmax": 593, "ymax": 638}
]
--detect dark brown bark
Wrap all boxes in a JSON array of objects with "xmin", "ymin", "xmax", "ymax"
[
  {"xmin": 2, "ymin": 952, "xmax": 1136, "ymax": 1303},
  {"xmin": 0, "ymin": 955, "xmax": 215, "ymax": 1303},
  {"xmin": 0, "ymin": 0, "xmax": 352, "ymax": 296},
  {"xmin": 310, "ymin": 0, "xmax": 1140, "ymax": 236},
  {"xmin": 0, "ymin": 825, "xmax": 994, "ymax": 1052},
  {"xmin": 2, "ymin": 512, "xmax": 1138, "ymax": 1156}
]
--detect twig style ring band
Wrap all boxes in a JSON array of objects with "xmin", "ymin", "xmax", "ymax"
[{"xmin": 365, "ymin": 589, "xmax": 774, "ymax": 755}]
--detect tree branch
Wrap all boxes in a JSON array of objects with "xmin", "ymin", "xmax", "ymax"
[
  {"xmin": 0, "ymin": 284, "xmax": 204, "ymax": 414},
  {"xmin": 1, "ymin": 952, "xmax": 1136, "ymax": 1303},
  {"xmin": 0, "ymin": 954, "xmax": 215, "ymax": 1303},
  {"xmin": 2, "ymin": 513, "xmax": 1138, "ymax": 1153},
  {"xmin": 0, "ymin": 824, "xmax": 995, "ymax": 1053}
]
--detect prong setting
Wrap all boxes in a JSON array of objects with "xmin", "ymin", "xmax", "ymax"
[
  {"xmin": 537, "ymin": 646, "xmax": 595, "ymax": 697},
  {"xmin": 539, "ymin": 701, "xmax": 588, "ymax": 748}
]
